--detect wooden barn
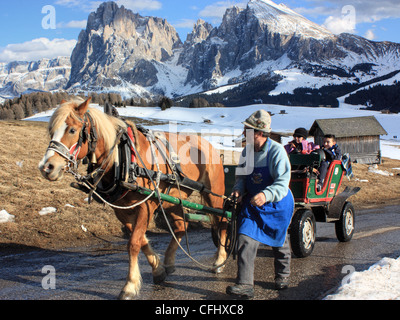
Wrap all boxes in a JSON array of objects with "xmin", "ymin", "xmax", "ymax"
[{"xmin": 309, "ymin": 116, "xmax": 388, "ymax": 164}]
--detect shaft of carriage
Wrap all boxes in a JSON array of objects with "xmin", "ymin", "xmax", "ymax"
[{"xmin": 120, "ymin": 181, "xmax": 233, "ymax": 220}]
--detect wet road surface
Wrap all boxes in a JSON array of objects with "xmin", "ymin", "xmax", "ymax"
[{"xmin": 1, "ymin": 204, "xmax": 399, "ymax": 300}]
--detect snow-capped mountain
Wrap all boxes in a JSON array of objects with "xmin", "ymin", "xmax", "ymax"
[
  {"xmin": 183, "ymin": 0, "xmax": 400, "ymax": 92},
  {"xmin": 67, "ymin": 1, "xmax": 182, "ymax": 98},
  {"xmin": 247, "ymin": 0, "xmax": 333, "ymax": 40},
  {"xmin": 0, "ymin": 57, "xmax": 71, "ymax": 101},
  {"xmin": 66, "ymin": 0, "xmax": 400, "ymax": 99},
  {"xmin": 2, "ymin": 0, "xmax": 400, "ymax": 104}
]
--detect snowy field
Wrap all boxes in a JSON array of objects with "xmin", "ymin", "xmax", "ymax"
[
  {"xmin": 24, "ymin": 101, "xmax": 400, "ymax": 300},
  {"xmin": 26, "ymin": 100, "xmax": 400, "ymax": 159}
]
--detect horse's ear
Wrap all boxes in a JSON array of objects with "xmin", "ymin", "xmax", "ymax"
[
  {"xmin": 60, "ymin": 99, "xmax": 67, "ymax": 104},
  {"xmin": 77, "ymin": 98, "xmax": 92, "ymax": 116}
]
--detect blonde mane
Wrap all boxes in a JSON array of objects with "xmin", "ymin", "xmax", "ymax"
[{"xmin": 49, "ymin": 98, "xmax": 128, "ymax": 159}]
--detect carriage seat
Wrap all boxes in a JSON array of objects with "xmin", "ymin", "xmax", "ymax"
[{"xmin": 289, "ymin": 151, "xmax": 324, "ymax": 179}]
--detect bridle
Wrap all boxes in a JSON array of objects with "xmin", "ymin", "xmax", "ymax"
[
  {"xmin": 46, "ymin": 111, "xmax": 98, "ymax": 170},
  {"xmin": 47, "ymin": 140, "xmax": 82, "ymax": 170}
]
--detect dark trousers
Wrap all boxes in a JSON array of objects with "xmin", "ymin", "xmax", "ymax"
[
  {"xmin": 318, "ymin": 161, "xmax": 330, "ymax": 184},
  {"xmin": 236, "ymin": 234, "xmax": 291, "ymax": 285}
]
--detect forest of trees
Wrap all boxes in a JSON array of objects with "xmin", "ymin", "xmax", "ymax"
[
  {"xmin": 345, "ymin": 81, "xmax": 400, "ymax": 113},
  {"xmin": 0, "ymin": 89, "xmax": 172, "ymax": 120},
  {"xmin": 2, "ymin": 74, "xmax": 399, "ymax": 121},
  {"xmin": 0, "ymin": 91, "xmax": 130, "ymax": 120},
  {"xmin": 176, "ymin": 74, "xmax": 340, "ymax": 108}
]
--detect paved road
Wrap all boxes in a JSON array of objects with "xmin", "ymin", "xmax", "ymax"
[{"xmin": 1, "ymin": 204, "xmax": 399, "ymax": 301}]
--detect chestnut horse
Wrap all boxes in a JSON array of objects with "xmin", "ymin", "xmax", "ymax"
[{"xmin": 38, "ymin": 97, "xmax": 228, "ymax": 300}]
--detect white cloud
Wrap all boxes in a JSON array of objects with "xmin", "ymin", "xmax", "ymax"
[
  {"xmin": 364, "ymin": 29, "xmax": 376, "ymax": 40},
  {"xmin": 55, "ymin": 0, "xmax": 162, "ymax": 12},
  {"xmin": 299, "ymin": 0, "xmax": 400, "ymax": 24},
  {"xmin": 323, "ymin": 10, "xmax": 356, "ymax": 35},
  {"xmin": 0, "ymin": 38, "xmax": 76, "ymax": 63},
  {"xmin": 116, "ymin": 0, "xmax": 162, "ymax": 11},
  {"xmin": 322, "ymin": 16, "xmax": 355, "ymax": 34},
  {"xmin": 57, "ymin": 20, "xmax": 87, "ymax": 29},
  {"xmin": 54, "ymin": 0, "xmax": 82, "ymax": 7},
  {"xmin": 173, "ymin": 19, "xmax": 196, "ymax": 29},
  {"xmin": 199, "ymin": 1, "xmax": 246, "ymax": 22}
]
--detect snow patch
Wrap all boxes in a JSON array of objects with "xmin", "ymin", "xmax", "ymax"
[
  {"xmin": 324, "ymin": 256, "xmax": 400, "ymax": 300},
  {"xmin": 0, "ymin": 210, "xmax": 15, "ymax": 223},
  {"xmin": 39, "ymin": 207, "xmax": 57, "ymax": 216}
]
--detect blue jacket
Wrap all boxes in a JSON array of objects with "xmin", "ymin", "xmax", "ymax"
[{"xmin": 324, "ymin": 144, "xmax": 342, "ymax": 161}]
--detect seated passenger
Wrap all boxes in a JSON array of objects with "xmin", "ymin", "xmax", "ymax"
[
  {"xmin": 284, "ymin": 128, "xmax": 319, "ymax": 155},
  {"xmin": 317, "ymin": 134, "xmax": 342, "ymax": 191}
]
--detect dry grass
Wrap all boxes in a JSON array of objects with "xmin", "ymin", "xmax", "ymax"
[
  {"xmin": 0, "ymin": 121, "xmax": 121, "ymax": 250},
  {"xmin": 0, "ymin": 120, "xmax": 399, "ymax": 251}
]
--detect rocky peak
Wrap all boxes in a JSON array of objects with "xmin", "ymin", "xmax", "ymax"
[
  {"xmin": 67, "ymin": 1, "xmax": 182, "ymax": 92},
  {"xmin": 186, "ymin": 19, "xmax": 213, "ymax": 44},
  {"xmin": 59, "ymin": 0, "xmax": 400, "ymax": 100},
  {"xmin": 182, "ymin": 0, "xmax": 341, "ymax": 88},
  {"xmin": 178, "ymin": 20, "xmax": 213, "ymax": 68}
]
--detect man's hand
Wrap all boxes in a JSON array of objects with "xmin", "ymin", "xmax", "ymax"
[
  {"xmin": 231, "ymin": 190, "xmax": 243, "ymax": 203},
  {"xmin": 250, "ymin": 192, "xmax": 267, "ymax": 207}
]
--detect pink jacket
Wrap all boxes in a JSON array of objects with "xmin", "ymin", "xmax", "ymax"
[{"xmin": 284, "ymin": 140, "xmax": 320, "ymax": 155}]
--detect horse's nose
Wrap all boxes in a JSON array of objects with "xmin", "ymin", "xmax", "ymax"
[
  {"xmin": 39, "ymin": 161, "xmax": 55, "ymax": 178},
  {"xmin": 44, "ymin": 163, "xmax": 55, "ymax": 173}
]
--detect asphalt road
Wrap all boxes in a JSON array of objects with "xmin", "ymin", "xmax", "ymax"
[{"xmin": 1, "ymin": 204, "xmax": 399, "ymax": 301}]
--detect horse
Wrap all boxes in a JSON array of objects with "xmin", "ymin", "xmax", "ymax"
[{"xmin": 38, "ymin": 97, "xmax": 228, "ymax": 300}]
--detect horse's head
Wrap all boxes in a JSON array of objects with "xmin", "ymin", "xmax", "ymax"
[{"xmin": 39, "ymin": 97, "xmax": 93, "ymax": 181}]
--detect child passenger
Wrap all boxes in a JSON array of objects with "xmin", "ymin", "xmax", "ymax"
[
  {"xmin": 317, "ymin": 134, "xmax": 342, "ymax": 191},
  {"xmin": 284, "ymin": 128, "xmax": 319, "ymax": 155}
]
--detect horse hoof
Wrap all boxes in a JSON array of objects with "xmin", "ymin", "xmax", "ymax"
[
  {"xmin": 165, "ymin": 265, "xmax": 176, "ymax": 275},
  {"xmin": 118, "ymin": 291, "xmax": 136, "ymax": 300},
  {"xmin": 153, "ymin": 268, "xmax": 167, "ymax": 284},
  {"xmin": 213, "ymin": 265, "xmax": 225, "ymax": 274}
]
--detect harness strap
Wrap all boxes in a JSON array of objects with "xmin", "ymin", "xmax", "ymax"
[
  {"xmin": 86, "ymin": 112, "xmax": 98, "ymax": 155},
  {"xmin": 135, "ymin": 127, "xmax": 226, "ymax": 199}
]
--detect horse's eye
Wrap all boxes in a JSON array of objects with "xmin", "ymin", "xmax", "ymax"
[{"xmin": 69, "ymin": 128, "xmax": 77, "ymax": 135}]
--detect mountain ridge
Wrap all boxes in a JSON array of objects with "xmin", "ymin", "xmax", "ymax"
[{"xmin": 1, "ymin": 0, "xmax": 400, "ymax": 108}]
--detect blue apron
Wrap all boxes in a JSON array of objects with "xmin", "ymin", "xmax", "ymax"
[{"xmin": 238, "ymin": 140, "xmax": 294, "ymax": 247}]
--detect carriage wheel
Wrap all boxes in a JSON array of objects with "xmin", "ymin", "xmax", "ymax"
[
  {"xmin": 290, "ymin": 209, "xmax": 316, "ymax": 258},
  {"xmin": 335, "ymin": 202, "xmax": 355, "ymax": 242}
]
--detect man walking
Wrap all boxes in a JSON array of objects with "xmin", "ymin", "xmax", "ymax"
[{"xmin": 226, "ymin": 110, "xmax": 294, "ymax": 299}]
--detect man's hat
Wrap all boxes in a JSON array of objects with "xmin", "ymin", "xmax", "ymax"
[{"xmin": 242, "ymin": 110, "xmax": 272, "ymax": 133}]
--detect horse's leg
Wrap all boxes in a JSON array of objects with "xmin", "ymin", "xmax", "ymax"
[
  {"xmin": 141, "ymin": 235, "xmax": 167, "ymax": 284},
  {"xmin": 211, "ymin": 216, "xmax": 228, "ymax": 273},
  {"xmin": 204, "ymin": 190, "xmax": 228, "ymax": 274},
  {"xmin": 163, "ymin": 207, "xmax": 188, "ymax": 275},
  {"xmin": 117, "ymin": 207, "xmax": 148, "ymax": 300}
]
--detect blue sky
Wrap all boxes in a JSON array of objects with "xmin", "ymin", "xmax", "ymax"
[{"xmin": 1, "ymin": 0, "xmax": 400, "ymax": 62}]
